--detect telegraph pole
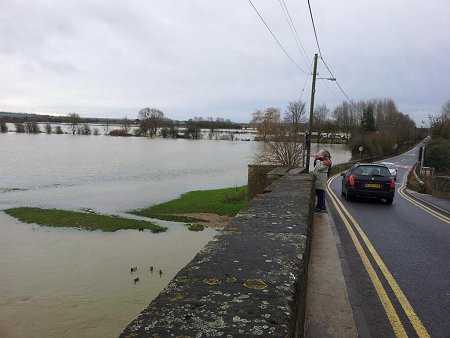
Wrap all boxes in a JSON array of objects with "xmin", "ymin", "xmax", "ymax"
[{"xmin": 305, "ymin": 53, "xmax": 318, "ymax": 172}]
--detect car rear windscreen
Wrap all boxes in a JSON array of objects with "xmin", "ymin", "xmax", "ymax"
[{"xmin": 354, "ymin": 166, "xmax": 391, "ymax": 177}]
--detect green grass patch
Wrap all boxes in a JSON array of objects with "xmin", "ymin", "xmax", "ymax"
[
  {"xmin": 3, "ymin": 207, "xmax": 167, "ymax": 233},
  {"xmin": 186, "ymin": 223, "xmax": 205, "ymax": 231},
  {"xmin": 129, "ymin": 186, "xmax": 248, "ymax": 221}
]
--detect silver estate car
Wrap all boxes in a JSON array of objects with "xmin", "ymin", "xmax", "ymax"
[{"xmin": 380, "ymin": 162, "xmax": 397, "ymax": 181}]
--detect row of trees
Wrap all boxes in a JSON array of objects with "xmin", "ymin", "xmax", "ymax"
[
  {"xmin": 1, "ymin": 121, "xmax": 64, "ymax": 134},
  {"xmin": 0, "ymin": 113, "xmax": 110, "ymax": 135},
  {"xmin": 127, "ymin": 108, "xmax": 201, "ymax": 139},
  {"xmin": 250, "ymin": 98, "xmax": 419, "ymax": 165},
  {"xmin": 0, "ymin": 111, "xmax": 126, "ymax": 126},
  {"xmin": 0, "ymin": 120, "xmax": 102, "ymax": 135},
  {"xmin": 134, "ymin": 108, "xmax": 241, "ymax": 137},
  {"xmin": 338, "ymin": 99, "xmax": 417, "ymax": 158},
  {"xmin": 1, "ymin": 108, "xmax": 240, "ymax": 140}
]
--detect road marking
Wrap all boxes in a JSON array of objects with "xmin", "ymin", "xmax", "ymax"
[
  {"xmin": 328, "ymin": 174, "xmax": 430, "ymax": 337},
  {"xmin": 326, "ymin": 183, "xmax": 408, "ymax": 337},
  {"xmin": 398, "ymin": 168, "xmax": 450, "ymax": 224}
]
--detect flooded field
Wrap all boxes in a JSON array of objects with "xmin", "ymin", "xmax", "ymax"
[{"xmin": 0, "ymin": 133, "xmax": 351, "ymax": 337}]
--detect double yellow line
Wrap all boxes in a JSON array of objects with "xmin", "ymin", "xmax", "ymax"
[
  {"xmin": 398, "ymin": 167, "xmax": 450, "ymax": 224},
  {"xmin": 327, "ymin": 174, "xmax": 430, "ymax": 337}
]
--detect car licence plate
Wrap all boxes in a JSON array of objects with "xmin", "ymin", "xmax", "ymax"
[{"xmin": 365, "ymin": 183, "xmax": 381, "ymax": 188}]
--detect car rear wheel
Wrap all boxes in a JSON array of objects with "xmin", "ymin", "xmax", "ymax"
[
  {"xmin": 386, "ymin": 198, "xmax": 393, "ymax": 205},
  {"xmin": 345, "ymin": 190, "xmax": 352, "ymax": 201}
]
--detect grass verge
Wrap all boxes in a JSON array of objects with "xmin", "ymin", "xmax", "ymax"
[
  {"xmin": 3, "ymin": 207, "xmax": 167, "ymax": 233},
  {"xmin": 129, "ymin": 186, "xmax": 248, "ymax": 222}
]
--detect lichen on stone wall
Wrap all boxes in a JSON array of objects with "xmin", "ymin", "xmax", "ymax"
[{"xmin": 120, "ymin": 174, "xmax": 314, "ymax": 337}]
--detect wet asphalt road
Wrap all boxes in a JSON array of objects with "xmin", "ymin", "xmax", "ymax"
[{"xmin": 327, "ymin": 144, "xmax": 450, "ymax": 337}]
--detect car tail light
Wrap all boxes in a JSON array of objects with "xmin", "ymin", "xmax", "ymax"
[
  {"xmin": 349, "ymin": 175, "xmax": 355, "ymax": 186},
  {"xmin": 390, "ymin": 178, "xmax": 396, "ymax": 189}
]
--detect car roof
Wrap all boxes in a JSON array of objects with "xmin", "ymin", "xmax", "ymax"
[{"xmin": 354, "ymin": 163, "xmax": 387, "ymax": 167}]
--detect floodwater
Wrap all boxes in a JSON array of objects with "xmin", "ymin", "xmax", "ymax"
[{"xmin": 0, "ymin": 133, "xmax": 350, "ymax": 337}]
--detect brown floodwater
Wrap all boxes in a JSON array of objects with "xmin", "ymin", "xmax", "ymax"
[
  {"xmin": 0, "ymin": 212, "xmax": 217, "ymax": 337},
  {"xmin": 0, "ymin": 132, "xmax": 351, "ymax": 337}
]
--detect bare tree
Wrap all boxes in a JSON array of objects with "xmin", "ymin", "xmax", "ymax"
[
  {"xmin": 255, "ymin": 128, "xmax": 305, "ymax": 165},
  {"xmin": 250, "ymin": 107, "xmax": 281, "ymax": 141},
  {"xmin": 78, "ymin": 123, "xmax": 91, "ymax": 135},
  {"xmin": 332, "ymin": 101, "xmax": 355, "ymax": 138},
  {"xmin": 103, "ymin": 120, "xmax": 110, "ymax": 135},
  {"xmin": 15, "ymin": 122, "xmax": 26, "ymax": 133},
  {"xmin": 121, "ymin": 116, "xmax": 131, "ymax": 135},
  {"xmin": 169, "ymin": 125, "xmax": 179, "ymax": 138},
  {"xmin": 254, "ymin": 105, "xmax": 305, "ymax": 166},
  {"xmin": 138, "ymin": 107, "xmax": 165, "ymax": 137},
  {"xmin": 313, "ymin": 104, "xmax": 329, "ymax": 144},
  {"xmin": 441, "ymin": 100, "xmax": 450, "ymax": 119},
  {"xmin": 0, "ymin": 119, "xmax": 8, "ymax": 133},
  {"xmin": 284, "ymin": 100, "xmax": 307, "ymax": 136},
  {"xmin": 68, "ymin": 113, "xmax": 80, "ymax": 135},
  {"xmin": 185, "ymin": 119, "xmax": 202, "ymax": 139},
  {"xmin": 25, "ymin": 121, "xmax": 40, "ymax": 133},
  {"xmin": 160, "ymin": 127, "xmax": 170, "ymax": 138},
  {"xmin": 425, "ymin": 100, "xmax": 450, "ymax": 139}
]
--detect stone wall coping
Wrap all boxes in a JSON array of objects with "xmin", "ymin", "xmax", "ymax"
[{"xmin": 121, "ymin": 174, "xmax": 315, "ymax": 337}]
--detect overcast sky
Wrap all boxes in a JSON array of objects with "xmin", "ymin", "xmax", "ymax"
[{"xmin": 1, "ymin": 0, "xmax": 449, "ymax": 125}]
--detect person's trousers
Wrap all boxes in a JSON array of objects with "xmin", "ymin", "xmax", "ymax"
[{"xmin": 316, "ymin": 189, "xmax": 326, "ymax": 210}]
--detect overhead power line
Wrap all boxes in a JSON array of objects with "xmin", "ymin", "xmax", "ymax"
[
  {"xmin": 320, "ymin": 57, "xmax": 356, "ymax": 108},
  {"xmin": 278, "ymin": 0, "xmax": 310, "ymax": 68},
  {"xmin": 248, "ymin": 0, "xmax": 307, "ymax": 74},
  {"xmin": 306, "ymin": 0, "xmax": 323, "ymax": 57},
  {"xmin": 306, "ymin": 0, "xmax": 358, "ymax": 110},
  {"xmin": 299, "ymin": 61, "xmax": 314, "ymax": 101},
  {"xmin": 321, "ymin": 58, "xmax": 361, "ymax": 112}
]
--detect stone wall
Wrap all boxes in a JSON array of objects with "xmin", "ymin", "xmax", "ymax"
[
  {"xmin": 247, "ymin": 164, "xmax": 282, "ymax": 200},
  {"xmin": 247, "ymin": 164, "xmax": 306, "ymax": 200},
  {"xmin": 433, "ymin": 176, "xmax": 450, "ymax": 198},
  {"xmin": 121, "ymin": 174, "xmax": 315, "ymax": 337}
]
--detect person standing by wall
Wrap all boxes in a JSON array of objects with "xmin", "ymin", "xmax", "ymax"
[{"xmin": 313, "ymin": 149, "xmax": 332, "ymax": 212}]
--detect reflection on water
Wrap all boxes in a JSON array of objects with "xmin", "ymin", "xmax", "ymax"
[{"xmin": 0, "ymin": 133, "xmax": 350, "ymax": 337}]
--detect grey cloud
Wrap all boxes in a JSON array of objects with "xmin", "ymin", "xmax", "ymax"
[{"xmin": 0, "ymin": 0, "xmax": 449, "ymax": 124}]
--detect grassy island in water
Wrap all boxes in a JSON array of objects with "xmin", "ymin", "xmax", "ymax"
[
  {"xmin": 129, "ymin": 186, "xmax": 248, "ymax": 222},
  {"xmin": 3, "ymin": 186, "xmax": 247, "ymax": 232},
  {"xmin": 3, "ymin": 207, "xmax": 167, "ymax": 233}
]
